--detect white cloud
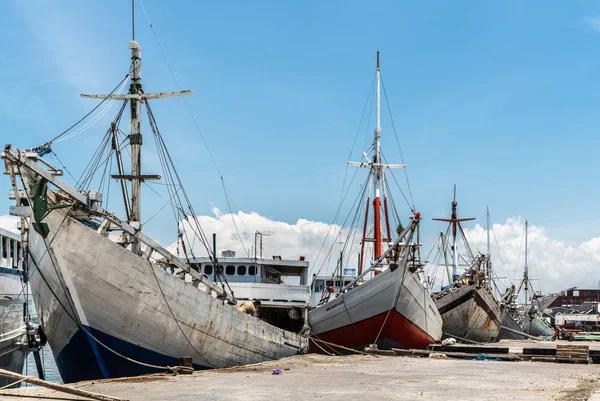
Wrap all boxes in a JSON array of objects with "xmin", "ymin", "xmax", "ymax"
[
  {"xmin": 583, "ymin": 16, "xmax": 600, "ymax": 33},
  {"xmin": 463, "ymin": 217, "xmax": 600, "ymax": 294},
  {"xmin": 176, "ymin": 211, "xmax": 600, "ymax": 294},
  {"xmin": 171, "ymin": 208, "xmax": 347, "ymax": 277},
  {"xmin": 3, "ymin": 207, "xmax": 598, "ymax": 294}
]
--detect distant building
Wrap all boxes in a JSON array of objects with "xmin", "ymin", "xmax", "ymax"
[
  {"xmin": 549, "ymin": 288, "xmax": 600, "ymax": 307},
  {"xmin": 221, "ymin": 250, "xmax": 236, "ymax": 258}
]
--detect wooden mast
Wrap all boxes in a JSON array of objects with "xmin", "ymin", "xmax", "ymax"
[
  {"xmin": 80, "ymin": 1, "xmax": 192, "ymax": 255},
  {"xmin": 432, "ymin": 185, "xmax": 475, "ymax": 282}
]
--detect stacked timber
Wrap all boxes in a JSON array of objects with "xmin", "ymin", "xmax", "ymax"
[{"xmin": 556, "ymin": 344, "xmax": 591, "ymax": 364}]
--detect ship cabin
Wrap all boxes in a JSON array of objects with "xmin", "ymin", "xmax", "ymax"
[
  {"xmin": 310, "ymin": 273, "xmax": 357, "ymax": 307},
  {"xmin": 189, "ymin": 251, "xmax": 310, "ymax": 333},
  {"xmin": 0, "ymin": 227, "xmax": 22, "ymax": 271}
]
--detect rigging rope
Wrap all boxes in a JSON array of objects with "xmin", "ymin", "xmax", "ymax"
[
  {"xmin": 380, "ymin": 75, "xmax": 415, "ymax": 210},
  {"xmin": 46, "ymin": 72, "xmax": 131, "ymax": 145},
  {"xmin": 138, "ymin": 0, "xmax": 254, "ymax": 258}
]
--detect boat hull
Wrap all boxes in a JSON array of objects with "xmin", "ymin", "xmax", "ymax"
[
  {"xmin": 29, "ymin": 211, "xmax": 307, "ymax": 383},
  {"xmin": 498, "ymin": 311, "xmax": 526, "ymax": 340},
  {"xmin": 522, "ymin": 315, "xmax": 554, "ymax": 337},
  {"xmin": 434, "ymin": 283, "xmax": 502, "ymax": 343},
  {"xmin": 0, "ymin": 270, "xmax": 29, "ymax": 387},
  {"xmin": 308, "ymin": 263, "xmax": 442, "ymax": 352}
]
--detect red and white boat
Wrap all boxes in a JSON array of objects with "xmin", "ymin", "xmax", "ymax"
[{"xmin": 308, "ymin": 52, "xmax": 442, "ymax": 352}]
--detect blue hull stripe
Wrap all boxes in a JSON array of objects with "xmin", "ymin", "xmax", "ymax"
[{"xmin": 56, "ymin": 325, "xmax": 209, "ymax": 383}]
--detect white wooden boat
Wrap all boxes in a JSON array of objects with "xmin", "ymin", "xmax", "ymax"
[
  {"xmin": 308, "ymin": 52, "xmax": 442, "ymax": 351},
  {"xmin": 2, "ymin": 6, "xmax": 307, "ymax": 383}
]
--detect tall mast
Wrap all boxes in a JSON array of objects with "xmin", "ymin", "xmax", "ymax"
[
  {"xmin": 81, "ymin": 1, "xmax": 192, "ymax": 255},
  {"xmin": 373, "ymin": 51, "xmax": 383, "ymax": 259},
  {"xmin": 451, "ymin": 186, "xmax": 458, "ymax": 280},
  {"xmin": 523, "ymin": 219, "xmax": 529, "ymax": 308},
  {"xmin": 432, "ymin": 185, "xmax": 475, "ymax": 282},
  {"xmin": 129, "ymin": 30, "xmax": 143, "ymax": 254},
  {"xmin": 348, "ymin": 51, "xmax": 406, "ymax": 266}
]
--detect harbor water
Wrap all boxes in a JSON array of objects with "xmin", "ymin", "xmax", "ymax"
[{"xmin": 22, "ymin": 345, "xmax": 61, "ymax": 384}]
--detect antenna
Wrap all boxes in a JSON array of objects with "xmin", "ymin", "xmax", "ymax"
[{"xmin": 132, "ymin": 0, "xmax": 135, "ymax": 41}]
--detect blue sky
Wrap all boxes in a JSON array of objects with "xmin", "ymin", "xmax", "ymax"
[{"xmin": 2, "ymin": 0, "xmax": 600, "ymax": 257}]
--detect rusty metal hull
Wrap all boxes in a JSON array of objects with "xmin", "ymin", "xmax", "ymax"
[{"xmin": 434, "ymin": 283, "xmax": 502, "ymax": 343}]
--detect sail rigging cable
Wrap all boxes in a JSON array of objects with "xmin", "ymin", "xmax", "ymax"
[
  {"xmin": 54, "ymin": 77, "xmax": 130, "ymax": 144},
  {"xmin": 380, "ymin": 75, "xmax": 414, "ymax": 210},
  {"xmin": 46, "ymin": 72, "xmax": 131, "ymax": 146},
  {"xmin": 138, "ymin": 0, "xmax": 257, "ymax": 254}
]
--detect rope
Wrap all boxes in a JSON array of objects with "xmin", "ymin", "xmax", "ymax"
[
  {"xmin": 380, "ymin": 75, "xmax": 415, "ymax": 210},
  {"xmin": 46, "ymin": 72, "xmax": 131, "ymax": 145},
  {"xmin": 28, "ymin": 229, "xmax": 194, "ymax": 376},
  {"xmin": 148, "ymin": 254, "xmax": 216, "ymax": 368},
  {"xmin": 308, "ymin": 337, "xmax": 335, "ymax": 356},
  {"xmin": 0, "ymin": 376, "xmax": 29, "ymax": 390},
  {"xmin": 309, "ymin": 337, "xmax": 377, "ymax": 357},
  {"xmin": 221, "ymin": 177, "xmax": 249, "ymax": 257}
]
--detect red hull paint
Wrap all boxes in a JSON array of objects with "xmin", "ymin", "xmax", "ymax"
[{"xmin": 310, "ymin": 309, "xmax": 434, "ymax": 353}]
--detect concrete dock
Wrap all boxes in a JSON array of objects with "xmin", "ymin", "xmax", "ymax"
[{"xmin": 2, "ymin": 346, "xmax": 600, "ymax": 401}]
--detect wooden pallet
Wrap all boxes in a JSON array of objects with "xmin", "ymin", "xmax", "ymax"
[{"xmin": 555, "ymin": 344, "xmax": 591, "ymax": 364}]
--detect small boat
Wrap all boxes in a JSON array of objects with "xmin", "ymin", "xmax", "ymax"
[
  {"xmin": 431, "ymin": 200, "xmax": 502, "ymax": 343},
  {"xmin": 522, "ymin": 313, "xmax": 554, "ymax": 337},
  {"xmin": 0, "ymin": 228, "xmax": 29, "ymax": 387},
  {"xmin": 3, "ymin": 4, "xmax": 306, "ymax": 383},
  {"xmin": 499, "ymin": 219, "xmax": 553, "ymax": 338},
  {"xmin": 308, "ymin": 52, "xmax": 442, "ymax": 352}
]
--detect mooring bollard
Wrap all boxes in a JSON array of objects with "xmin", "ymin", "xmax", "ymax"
[{"xmin": 179, "ymin": 356, "xmax": 193, "ymax": 374}]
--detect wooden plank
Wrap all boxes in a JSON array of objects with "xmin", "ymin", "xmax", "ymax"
[
  {"xmin": 429, "ymin": 345, "xmax": 509, "ymax": 355},
  {"xmin": 392, "ymin": 348, "xmax": 522, "ymax": 361},
  {"xmin": 523, "ymin": 347, "xmax": 556, "ymax": 356}
]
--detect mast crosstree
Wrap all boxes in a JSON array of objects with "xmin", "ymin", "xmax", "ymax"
[
  {"xmin": 432, "ymin": 185, "xmax": 475, "ymax": 282},
  {"xmin": 80, "ymin": 5, "xmax": 192, "ymax": 254}
]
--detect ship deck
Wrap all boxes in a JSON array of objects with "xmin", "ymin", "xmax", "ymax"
[{"xmin": 4, "ymin": 343, "xmax": 600, "ymax": 400}]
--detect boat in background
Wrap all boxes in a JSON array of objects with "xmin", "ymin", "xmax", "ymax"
[
  {"xmin": 431, "ymin": 198, "xmax": 502, "ymax": 343},
  {"xmin": 499, "ymin": 220, "xmax": 553, "ymax": 339},
  {"xmin": 0, "ymin": 227, "xmax": 40, "ymax": 387},
  {"xmin": 308, "ymin": 52, "xmax": 442, "ymax": 352},
  {"xmin": 191, "ymin": 248, "xmax": 311, "ymax": 333}
]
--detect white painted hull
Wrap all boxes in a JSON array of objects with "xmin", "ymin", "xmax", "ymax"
[
  {"xmin": 308, "ymin": 261, "xmax": 442, "ymax": 351},
  {"xmin": 434, "ymin": 284, "xmax": 502, "ymax": 343},
  {"xmin": 0, "ymin": 271, "xmax": 29, "ymax": 387},
  {"xmin": 28, "ymin": 211, "xmax": 307, "ymax": 383}
]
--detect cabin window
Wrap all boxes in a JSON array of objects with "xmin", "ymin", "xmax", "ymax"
[
  {"xmin": 314, "ymin": 280, "xmax": 324, "ymax": 292},
  {"xmin": 573, "ymin": 290, "xmax": 580, "ymax": 297},
  {"xmin": 248, "ymin": 266, "xmax": 257, "ymax": 276},
  {"xmin": 204, "ymin": 265, "xmax": 213, "ymax": 275},
  {"xmin": 344, "ymin": 281, "xmax": 351, "ymax": 286},
  {"xmin": 237, "ymin": 266, "xmax": 246, "ymax": 275},
  {"xmin": 9, "ymin": 240, "xmax": 14, "ymax": 258},
  {"xmin": 326, "ymin": 280, "xmax": 334, "ymax": 287},
  {"xmin": 2, "ymin": 237, "xmax": 6, "ymax": 259},
  {"xmin": 225, "ymin": 265, "xmax": 235, "ymax": 275}
]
